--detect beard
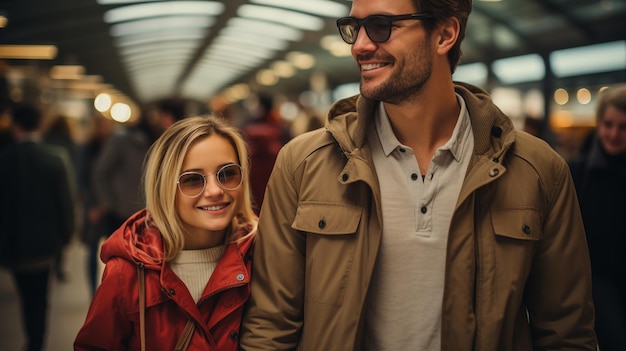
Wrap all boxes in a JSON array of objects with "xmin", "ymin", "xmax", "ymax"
[{"xmin": 359, "ymin": 41, "xmax": 433, "ymax": 106}]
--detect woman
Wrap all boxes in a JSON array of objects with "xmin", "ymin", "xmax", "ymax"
[
  {"xmin": 569, "ymin": 85, "xmax": 626, "ymax": 350},
  {"xmin": 74, "ymin": 116, "xmax": 258, "ymax": 350}
]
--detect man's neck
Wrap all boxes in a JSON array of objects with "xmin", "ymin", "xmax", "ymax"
[
  {"xmin": 381, "ymin": 81, "xmax": 460, "ymax": 175},
  {"xmin": 383, "ymin": 85, "xmax": 460, "ymax": 149}
]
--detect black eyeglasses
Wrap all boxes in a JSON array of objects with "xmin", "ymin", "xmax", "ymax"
[
  {"xmin": 177, "ymin": 163, "xmax": 243, "ymax": 198},
  {"xmin": 336, "ymin": 13, "xmax": 433, "ymax": 44}
]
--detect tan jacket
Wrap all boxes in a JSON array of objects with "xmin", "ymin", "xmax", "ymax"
[{"xmin": 240, "ymin": 83, "xmax": 596, "ymax": 351}]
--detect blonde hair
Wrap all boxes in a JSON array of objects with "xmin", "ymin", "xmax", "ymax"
[
  {"xmin": 143, "ymin": 115, "xmax": 257, "ymax": 261},
  {"xmin": 596, "ymin": 84, "xmax": 626, "ymax": 124}
]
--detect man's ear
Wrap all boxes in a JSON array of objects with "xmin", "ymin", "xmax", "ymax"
[{"xmin": 436, "ymin": 17, "xmax": 461, "ymax": 56}]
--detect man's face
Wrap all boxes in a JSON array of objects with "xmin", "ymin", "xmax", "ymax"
[
  {"xmin": 598, "ymin": 104, "xmax": 626, "ymax": 155},
  {"xmin": 349, "ymin": 0, "xmax": 434, "ymax": 105}
]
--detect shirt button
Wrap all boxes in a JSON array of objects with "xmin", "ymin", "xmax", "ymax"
[
  {"xmin": 236, "ymin": 273, "xmax": 245, "ymax": 281},
  {"xmin": 342, "ymin": 173, "xmax": 349, "ymax": 181},
  {"xmin": 411, "ymin": 173, "xmax": 418, "ymax": 180},
  {"xmin": 522, "ymin": 225, "xmax": 531, "ymax": 235},
  {"xmin": 399, "ymin": 148, "xmax": 406, "ymax": 153},
  {"xmin": 420, "ymin": 206, "xmax": 427, "ymax": 214},
  {"xmin": 489, "ymin": 168, "xmax": 499, "ymax": 177}
]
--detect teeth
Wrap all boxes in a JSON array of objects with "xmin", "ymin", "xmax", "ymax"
[
  {"xmin": 202, "ymin": 205, "xmax": 226, "ymax": 211},
  {"xmin": 361, "ymin": 63, "xmax": 385, "ymax": 71}
]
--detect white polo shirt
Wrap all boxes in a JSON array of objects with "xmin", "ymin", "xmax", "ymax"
[{"xmin": 364, "ymin": 95, "xmax": 474, "ymax": 350}]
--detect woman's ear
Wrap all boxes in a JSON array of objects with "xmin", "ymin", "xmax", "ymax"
[{"xmin": 436, "ymin": 16, "xmax": 461, "ymax": 56}]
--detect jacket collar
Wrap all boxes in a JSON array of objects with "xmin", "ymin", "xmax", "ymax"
[{"xmin": 325, "ymin": 82, "xmax": 516, "ymax": 162}]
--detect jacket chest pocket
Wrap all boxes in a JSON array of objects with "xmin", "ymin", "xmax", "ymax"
[
  {"xmin": 487, "ymin": 208, "xmax": 542, "ymax": 281},
  {"xmin": 492, "ymin": 208, "xmax": 542, "ymax": 241},
  {"xmin": 293, "ymin": 202, "xmax": 362, "ymax": 305}
]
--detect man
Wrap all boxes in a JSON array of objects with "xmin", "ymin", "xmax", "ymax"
[
  {"xmin": 0, "ymin": 103, "xmax": 75, "ymax": 351},
  {"xmin": 240, "ymin": 0, "xmax": 596, "ymax": 350},
  {"xmin": 569, "ymin": 84, "xmax": 626, "ymax": 350}
]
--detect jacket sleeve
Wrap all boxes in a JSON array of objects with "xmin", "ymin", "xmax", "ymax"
[
  {"xmin": 240, "ymin": 144, "xmax": 305, "ymax": 350},
  {"xmin": 74, "ymin": 258, "xmax": 135, "ymax": 351},
  {"xmin": 524, "ymin": 159, "xmax": 596, "ymax": 350}
]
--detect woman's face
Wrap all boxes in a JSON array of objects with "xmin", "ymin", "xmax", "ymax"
[
  {"xmin": 598, "ymin": 105, "xmax": 626, "ymax": 156},
  {"xmin": 175, "ymin": 134, "xmax": 243, "ymax": 249}
]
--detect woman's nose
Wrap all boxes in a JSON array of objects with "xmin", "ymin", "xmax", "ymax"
[{"xmin": 202, "ymin": 176, "xmax": 224, "ymax": 196}]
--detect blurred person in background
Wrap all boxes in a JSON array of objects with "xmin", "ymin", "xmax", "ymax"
[
  {"xmin": 0, "ymin": 105, "xmax": 14, "ymax": 149},
  {"xmin": 569, "ymin": 84, "xmax": 626, "ymax": 351},
  {"xmin": 76, "ymin": 114, "xmax": 114, "ymax": 295},
  {"xmin": 0, "ymin": 103, "xmax": 75, "ymax": 351},
  {"xmin": 240, "ymin": 0, "xmax": 596, "ymax": 349},
  {"xmin": 241, "ymin": 95, "xmax": 291, "ymax": 212},
  {"xmin": 74, "ymin": 116, "xmax": 258, "ymax": 350},
  {"xmin": 93, "ymin": 97, "xmax": 186, "ymax": 238},
  {"xmin": 43, "ymin": 114, "xmax": 78, "ymax": 282}
]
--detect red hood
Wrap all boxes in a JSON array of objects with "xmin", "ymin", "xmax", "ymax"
[
  {"xmin": 100, "ymin": 209, "xmax": 256, "ymax": 271},
  {"xmin": 100, "ymin": 209, "xmax": 165, "ymax": 271}
]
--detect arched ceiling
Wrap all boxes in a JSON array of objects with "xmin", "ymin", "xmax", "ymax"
[{"xmin": 1, "ymin": 0, "xmax": 624, "ymax": 106}]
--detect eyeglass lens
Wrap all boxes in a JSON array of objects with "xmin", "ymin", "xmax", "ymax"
[
  {"xmin": 337, "ymin": 13, "xmax": 432, "ymax": 44},
  {"xmin": 178, "ymin": 164, "xmax": 242, "ymax": 197},
  {"xmin": 338, "ymin": 16, "xmax": 392, "ymax": 44}
]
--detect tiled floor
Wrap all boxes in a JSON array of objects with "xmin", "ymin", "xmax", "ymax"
[{"xmin": 0, "ymin": 239, "xmax": 96, "ymax": 351}]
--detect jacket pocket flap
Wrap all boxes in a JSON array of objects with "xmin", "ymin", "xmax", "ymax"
[
  {"xmin": 492, "ymin": 208, "xmax": 542, "ymax": 240},
  {"xmin": 292, "ymin": 202, "xmax": 362, "ymax": 235}
]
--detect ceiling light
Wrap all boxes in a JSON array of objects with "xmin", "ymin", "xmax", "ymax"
[
  {"xmin": 111, "ymin": 102, "xmax": 132, "ymax": 123},
  {"xmin": 225, "ymin": 17, "xmax": 303, "ymax": 41},
  {"xmin": 492, "ymin": 54, "xmax": 545, "ymax": 84},
  {"xmin": 119, "ymin": 41, "xmax": 199, "ymax": 57},
  {"xmin": 286, "ymin": 51, "xmax": 316, "ymax": 70},
  {"xmin": 94, "ymin": 93, "xmax": 112, "ymax": 112},
  {"xmin": 0, "ymin": 45, "xmax": 58, "ymax": 59},
  {"xmin": 272, "ymin": 60, "xmax": 296, "ymax": 78},
  {"xmin": 554, "ymin": 88, "xmax": 569, "ymax": 105},
  {"xmin": 121, "ymin": 50, "xmax": 195, "ymax": 64},
  {"xmin": 213, "ymin": 33, "xmax": 288, "ymax": 51},
  {"xmin": 115, "ymin": 30, "xmax": 206, "ymax": 47},
  {"xmin": 110, "ymin": 16, "xmax": 215, "ymax": 37},
  {"xmin": 125, "ymin": 59, "xmax": 189, "ymax": 72},
  {"xmin": 238, "ymin": 5, "xmax": 325, "ymax": 31},
  {"xmin": 550, "ymin": 40, "xmax": 626, "ymax": 77},
  {"xmin": 249, "ymin": 0, "xmax": 349, "ymax": 17},
  {"xmin": 257, "ymin": 69, "xmax": 279, "ymax": 86},
  {"xmin": 104, "ymin": 1, "xmax": 224, "ymax": 23},
  {"xmin": 196, "ymin": 58, "xmax": 256, "ymax": 71},
  {"xmin": 206, "ymin": 43, "xmax": 275, "ymax": 60},
  {"xmin": 320, "ymin": 35, "xmax": 351, "ymax": 57},
  {"xmin": 50, "ymin": 65, "xmax": 86, "ymax": 80},
  {"xmin": 453, "ymin": 62, "xmax": 488, "ymax": 87}
]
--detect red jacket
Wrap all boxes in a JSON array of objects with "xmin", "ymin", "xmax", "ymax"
[{"xmin": 74, "ymin": 209, "xmax": 255, "ymax": 351}]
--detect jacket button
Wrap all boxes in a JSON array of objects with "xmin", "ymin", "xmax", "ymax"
[
  {"xmin": 230, "ymin": 331, "xmax": 239, "ymax": 340},
  {"xmin": 411, "ymin": 173, "xmax": 418, "ymax": 181},
  {"xmin": 420, "ymin": 206, "xmax": 427, "ymax": 214},
  {"xmin": 318, "ymin": 219, "xmax": 326, "ymax": 229},
  {"xmin": 342, "ymin": 173, "xmax": 349, "ymax": 181},
  {"xmin": 488, "ymin": 168, "xmax": 499, "ymax": 177},
  {"xmin": 522, "ymin": 225, "xmax": 531, "ymax": 235},
  {"xmin": 236, "ymin": 273, "xmax": 245, "ymax": 281}
]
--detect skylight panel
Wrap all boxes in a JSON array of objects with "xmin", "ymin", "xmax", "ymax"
[{"xmin": 104, "ymin": 1, "xmax": 224, "ymax": 23}]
